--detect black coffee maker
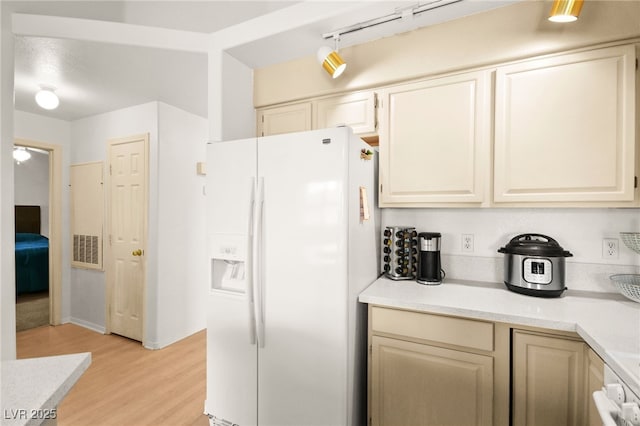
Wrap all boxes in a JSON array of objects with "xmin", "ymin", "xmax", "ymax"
[{"xmin": 417, "ymin": 232, "xmax": 444, "ymax": 285}]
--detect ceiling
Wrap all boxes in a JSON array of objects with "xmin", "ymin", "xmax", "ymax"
[{"xmin": 9, "ymin": 1, "xmax": 519, "ymax": 122}]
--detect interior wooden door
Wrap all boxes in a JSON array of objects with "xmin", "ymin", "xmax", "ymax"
[{"xmin": 107, "ymin": 134, "xmax": 148, "ymax": 342}]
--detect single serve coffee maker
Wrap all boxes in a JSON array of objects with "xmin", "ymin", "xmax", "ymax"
[{"xmin": 417, "ymin": 232, "xmax": 445, "ymax": 285}]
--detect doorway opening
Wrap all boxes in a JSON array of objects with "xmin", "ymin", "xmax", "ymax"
[{"xmin": 14, "ymin": 139, "xmax": 63, "ymax": 330}]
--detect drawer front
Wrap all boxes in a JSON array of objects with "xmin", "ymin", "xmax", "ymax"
[{"xmin": 371, "ymin": 306, "xmax": 494, "ymax": 351}]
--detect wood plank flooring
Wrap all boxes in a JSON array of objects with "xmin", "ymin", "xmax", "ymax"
[{"xmin": 17, "ymin": 324, "xmax": 209, "ymax": 426}]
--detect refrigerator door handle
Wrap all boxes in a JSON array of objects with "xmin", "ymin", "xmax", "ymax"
[
  {"xmin": 253, "ymin": 177, "xmax": 266, "ymax": 348},
  {"xmin": 247, "ymin": 177, "xmax": 257, "ymax": 345}
]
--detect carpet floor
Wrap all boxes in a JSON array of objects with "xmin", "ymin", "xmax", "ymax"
[{"xmin": 16, "ymin": 291, "xmax": 49, "ymax": 331}]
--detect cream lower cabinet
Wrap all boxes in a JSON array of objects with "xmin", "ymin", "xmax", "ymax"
[
  {"xmin": 512, "ymin": 329, "xmax": 593, "ymax": 426},
  {"xmin": 371, "ymin": 335, "xmax": 493, "ymax": 426},
  {"xmin": 585, "ymin": 347, "xmax": 605, "ymax": 426},
  {"xmin": 368, "ymin": 307, "xmax": 605, "ymax": 426},
  {"xmin": 494, "ymin": 44, "xmax": 637, "ymax": 204},
  {"xmin": 368, "ymin": 306, "xmax": 510, "ymax": 426}
]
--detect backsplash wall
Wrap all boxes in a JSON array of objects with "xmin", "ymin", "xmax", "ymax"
[{"xmin": 382, "ymin": 208, "xmax": 640, "ymax": 293}]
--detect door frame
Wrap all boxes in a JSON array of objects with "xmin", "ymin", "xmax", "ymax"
[
  {"xmin": 105, "ymin": 133, "xmax": 149, "ymax": 343},
  {"xmin": 14, "ymin": 138, "xmax": 63, "ymax": 325}
]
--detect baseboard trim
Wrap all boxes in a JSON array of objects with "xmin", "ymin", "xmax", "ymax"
[{"xmin": 70, "ymin": 317, "xmax": 106, "ymax": 334}]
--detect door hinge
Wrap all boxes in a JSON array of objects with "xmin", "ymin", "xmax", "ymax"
[
  {"xmin": 380, "ymin": 184, "xmax": 383, "ymax": 194},
  {"xmin": 635, "ymin": 175, "xmax": 638, "ymax": 188},
  {"xmin": 636, "ymin": 58, "xmax": 638, "ymax": 70},
  {"xmin": 369, "ymin": 344, "xmax": 372, "ymax": 355}
]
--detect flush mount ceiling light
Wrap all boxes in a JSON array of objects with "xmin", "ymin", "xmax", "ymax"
[
  {"xmin": 317, "ymin": 45, "xmax": 347, "ymax": 79},
  {"xmin": 13, "ymin": 147, "xmax": 31, "ymax": 164},
  {"xmin": 35, "ymin": 86, "xmax": 60, "ymax": 110},
  {"xmin": 548, "ymin": 0, "xmax": 584, "ymax": 23}
]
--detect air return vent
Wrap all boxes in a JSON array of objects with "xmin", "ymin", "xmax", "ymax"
[{"xmin": 73, "ymin": 234, "xmax": 100, "ymax": 265}]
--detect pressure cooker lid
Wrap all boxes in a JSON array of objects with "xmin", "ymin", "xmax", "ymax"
[{"xmin": 497, "ymin": 233, "xmax": 573, "ymax": 257}]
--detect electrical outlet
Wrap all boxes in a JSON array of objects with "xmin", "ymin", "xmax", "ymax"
[
  {"xmin": 603, "ymin": 238, "xmax": 619, "ymax": 259},
  {"xmin": 462, "ymin": 234, "xmax": 474, "ymax": 253}
]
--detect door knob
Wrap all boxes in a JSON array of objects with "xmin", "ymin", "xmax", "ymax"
[{"xmin": 132, "ymin": 249, "xmax": 143, "ymax": 256}]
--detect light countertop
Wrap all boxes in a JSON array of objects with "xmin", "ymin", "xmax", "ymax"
[
  {"xmin": 359, "ymin": 277, "xmax": 640, "ymax": 397},
  {"xmin": 1, "ymin": 353, "xmax": 91, "ymax": 426}
]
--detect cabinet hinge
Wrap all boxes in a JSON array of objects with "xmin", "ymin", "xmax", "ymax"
[
  {"xmin": 369, "ymin": 344, "xmax": 372, "ymax": 355},
  {"xmin": 369, "ymin": 417, "xmax": 372, "ymax": 426},
  {"xmin": 635, "ymin": 175, "xmax": 638, "ymax": 189},
  {"xmin": 373, "ymin": 93, "xmax": 378, "ymax": 108},
  {"xmin": 109, "ymin": 164, "xmax": 112, "ymax": 176},
  {"xmin": 636, "ymin": 58, "xmax": 638, "ymax": 70},
  {"xmin": 380, "ymin": 184, "xmax": 383, "ymax": 194}
]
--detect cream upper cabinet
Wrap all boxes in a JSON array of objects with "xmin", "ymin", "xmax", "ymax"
[
  {"xmin": 378, "ymin": 70, "xmax": 491, "ymax": 206},
  {"xmin": 314, "ymin": 91, "xmax": 377, "ymax": 135},
  {"xmin": 512, "ymin": 330, "xmax": 587, "ymax": 426},
  {"xmin": 494, "ymin": 45, "xmax": 637, "ymax": 203},
  {"xmin": 257, "ymin": 102, "xmax": 312, "ymax": 137}
]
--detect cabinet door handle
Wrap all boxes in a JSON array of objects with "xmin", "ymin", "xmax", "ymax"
[{"xmin": 132, "ymin": 249, "xmax": 143, "ymax": 256}]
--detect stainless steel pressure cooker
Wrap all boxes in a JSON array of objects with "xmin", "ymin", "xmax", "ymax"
[{"xmin": 497, "ymin": 233, "xmax": 573, "ymax": 298}]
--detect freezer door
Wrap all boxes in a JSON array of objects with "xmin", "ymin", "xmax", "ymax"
[
  {"xmin": 256, "ymin": 128, "xmax": 350, "ymax": 426},
  {"xmin": 205, "ymin": 138, "xmax": 258, "ymax": 426}
]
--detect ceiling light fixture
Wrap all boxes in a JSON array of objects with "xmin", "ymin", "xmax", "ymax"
[
  {"xmin": 548, "ymin": 0, "xmax": 583, "ymax": 23},
  {"xmin": 13, "ymin": 147, "xmax": 31, "ymax": 164},
  {"xmin": 317, "ymin": 46, "xmax": 346, "ymax": 79},
  {"xmin": 35, "ymin": 86, "xmax": 60, "ymax": 110}
]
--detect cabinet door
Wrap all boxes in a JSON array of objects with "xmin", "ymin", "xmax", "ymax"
[
  {"xmin": 315, "ymin": 91, "xmax": 377, "ymax": 135},
  {"xmin": 371, "ymin": 335, "xmax": 493, "ymax": 426},
  {"xmin": 494, "ymin": 45, "xmax": 636, "ymax": 203},
  {"xmin": 512, "ymin": 330, "xmax": 586, "ymax": 426},
  {"xmin": 585, "ymin": 348, "xmax": 604, "ymax": 426},
  {"xmin": 257, "ymin": 102, "xmax": 312, "ymax": 136},
  {"xmin": 378, "ymin": 70, "xmax": 490, "ymax": 206}
]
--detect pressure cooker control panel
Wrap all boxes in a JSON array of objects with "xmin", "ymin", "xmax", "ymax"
[{"xmin": 523, "ymin": 258, "xmax": 552, "ymax": 285}]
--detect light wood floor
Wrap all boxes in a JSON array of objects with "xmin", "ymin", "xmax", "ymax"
[{"xmin": 17, "ymin": 324, "xmax": 209, "ymax": 426}]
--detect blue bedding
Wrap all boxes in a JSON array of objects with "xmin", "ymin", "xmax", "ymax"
[{"xmin": 15, "ymin": 233, "xmax": 49, "ymax": 295}]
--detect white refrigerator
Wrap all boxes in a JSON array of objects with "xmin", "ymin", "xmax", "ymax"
[{"xmin": 205, "ymin": 127, "xmax": 378, "ymax": 426}]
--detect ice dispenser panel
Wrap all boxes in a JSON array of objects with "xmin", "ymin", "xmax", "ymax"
[{"xmin": 210, "ymin": 234, "xmax": 248, "ymax": 294}]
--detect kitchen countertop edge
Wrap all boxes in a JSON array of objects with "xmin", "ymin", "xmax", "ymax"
[{"xmin": 1, "ymin": 352, "xmax": 91, "ymax": 426}]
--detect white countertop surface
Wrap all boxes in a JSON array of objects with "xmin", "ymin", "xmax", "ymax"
[
  {"xmin": 359, "ymin": 277, "xmax": 640, "ymax": 397},
  {"xmin": 1, "ymin": 353, "xmax": 91, "ymax": 426}
]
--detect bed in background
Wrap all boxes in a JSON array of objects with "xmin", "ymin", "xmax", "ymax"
[{"xmin": 15, "ymin": 205, "xmax": 49, "ymax": 295}]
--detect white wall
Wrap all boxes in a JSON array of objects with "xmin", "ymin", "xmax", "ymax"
[
  {"xmin": 154, "ymin": 102, "xmax": 207, "ymax": 348},
  {"xmin": 70, "ymin": 101, "xmax": 208, "ymax": 348},
  {"xmin": 70, "ymin": 101, "xmax": 158, "ymax": 334},
  {"xmin": 1, "ymin": 3, "xmax": 16, "ymax": 360}
]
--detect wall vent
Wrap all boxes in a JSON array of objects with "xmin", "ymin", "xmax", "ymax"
[{"xmin": 73, "ymin": 234, "xmax": 100, "ymax": 265}]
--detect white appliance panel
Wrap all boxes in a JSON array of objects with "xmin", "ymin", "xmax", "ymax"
[
  {"xmin": 206, "ymin": 139, "xmax": 258, "ymax": 426},
  {"xmin": 256, "ymin": 129, "xmax": 349, "ymax": 426}
]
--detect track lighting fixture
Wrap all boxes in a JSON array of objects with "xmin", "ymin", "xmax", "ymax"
[{"xmin": 548, "ymin": 0, "xmax": 583, "ymax": 23}]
